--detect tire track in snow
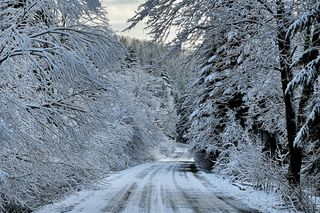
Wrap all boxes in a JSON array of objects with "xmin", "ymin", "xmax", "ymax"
[
  {"xmin": 135, "ymin": 164, "xmax": 158, "ymax": 179},
  {"xmin": 172, "ymin": 163, "xmax": 203, "ymax": 213},
  {"xmin": 137, "ymin": 162, "xmax": 176, "ymax": 213},
  {"xmin": 161, "ymin": 163, "xmax": 182, "ymax": 213},
  {"xmin": 137, "ymin": 166, "xmax": 162, "ymax": 212},
  {"xmin": 138, "ymin": 184, "xmax": 153, "ymax": 212},
  {"xmin": 116, "ymin": 163, "xmax": 164, "ymax": 213},
  {"xmin": 160, "ymin": 185, "xmax": 180, "ymax": 213},
  {"xmin": 174, "ymin": 162, "xmax": 252, "ymax": 213},
  {"xmin": 102, "ymin": 183, "xmax": 137, "ymax": 212}
]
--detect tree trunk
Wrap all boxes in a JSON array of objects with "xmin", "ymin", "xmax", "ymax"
[{"xmin": 276, "ymin": 0, "xmax": 302, "ymax": 186}]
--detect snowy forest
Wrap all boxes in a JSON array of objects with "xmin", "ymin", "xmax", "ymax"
[
  {"xmin": 1, "ymin": 0, "xmax": 320, "ymax": 212},
  {"xmin": 128, "ymin": 0, "xmax": 320, "ymax": 211}
]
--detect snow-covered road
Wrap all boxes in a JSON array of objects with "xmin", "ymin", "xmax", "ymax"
[{"xmin": 36, "ymin": 149, "xmax": 261, "ymax": 213}]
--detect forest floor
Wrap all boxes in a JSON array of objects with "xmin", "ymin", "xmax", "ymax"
[{"xmin": 36, "ymin": 145, "xmax": 290, "ymax": 213}]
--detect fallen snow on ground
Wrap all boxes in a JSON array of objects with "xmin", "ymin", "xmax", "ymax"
[
  {"xmin": 35, "ymin": 144, "xmax": 289, "ymax": 213},
  {"xmin": 197, "ymin": 172, "xmax": 288, "ymax": 213}
]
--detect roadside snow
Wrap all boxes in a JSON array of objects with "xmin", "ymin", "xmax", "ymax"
[{"xmin": 197, "ymin": 172, "xmax": 288, "ymax": 213}]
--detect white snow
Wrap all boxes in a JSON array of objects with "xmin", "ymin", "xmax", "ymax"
[
  {"xmin": 205, "ymin": 72, "xmax": 219, "ymax": 83},
  {"xmin": 200, "ymin": 64, "xmax": 212, "ymax": 73},
  {"xmin": 208, "ymin": 55, "xmax": 218, "ymax": 63},
  {"xmin": 226, "ymin": 30, "xmax": 238, "ymax": 42},
  {"xmin": 0, "ymin": 170, "xmax": 7, "ymax": 183}
]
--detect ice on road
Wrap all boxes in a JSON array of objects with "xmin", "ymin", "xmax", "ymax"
[{"xmin": 36, "ymin": 148, "xmax": 261, "ymax": 213}]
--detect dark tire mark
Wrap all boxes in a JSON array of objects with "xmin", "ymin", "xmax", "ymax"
[
  {"xmin": 135, "ymin": 165, "xmax": 158, "ymax": 179},
  {"xmin": 176, "ymin": 162, "xmax": 199, "ymax": 180},
  {"xmin": 55, "ymin": 192, "xmax": 95, "ymax": 213},
  {"xmin": 164, "ymin": 190, "xmax": 180, "ymax": 213},
  {"xmin": 160, "ymin": 185, "xmax": 166, "ymax": 205},
  {"xmin": 159, "ymin": 164, "xmax": 182, "ymax": 213},
  {"xmin": 137, "ymin": 165, "xmax": 163, "ymax": 213},
  {"xmin": 176, "ymin": 162, "xmax": 199, "ymax": 173},
  {"xmin": 172, "ymin": 163, "xmax": 204, "ymax": 213},
  {"xmin": 58, "ymin": 205, "xmax": 75, "ymax": 213},
  {"xmin": 139, "ymin": 184, "xmax": 153, "ymax": 213},
  {"xmin": 102, "ymin": 183, "xmax": 137, "ymax": 212}
]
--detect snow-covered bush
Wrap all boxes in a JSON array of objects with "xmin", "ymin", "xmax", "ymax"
[{"xmin": 222, "ymin": 126, "xmax": 286, "ymax": 192}]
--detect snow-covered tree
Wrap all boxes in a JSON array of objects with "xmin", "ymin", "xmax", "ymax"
[{"xmin": 284, "ymin": 2, "xmax": 320, "ymax": 191}]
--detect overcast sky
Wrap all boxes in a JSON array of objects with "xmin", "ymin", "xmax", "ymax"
[{"xmin": 102, "ymin": 0, "xmax": 150, "ymax": 40}]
